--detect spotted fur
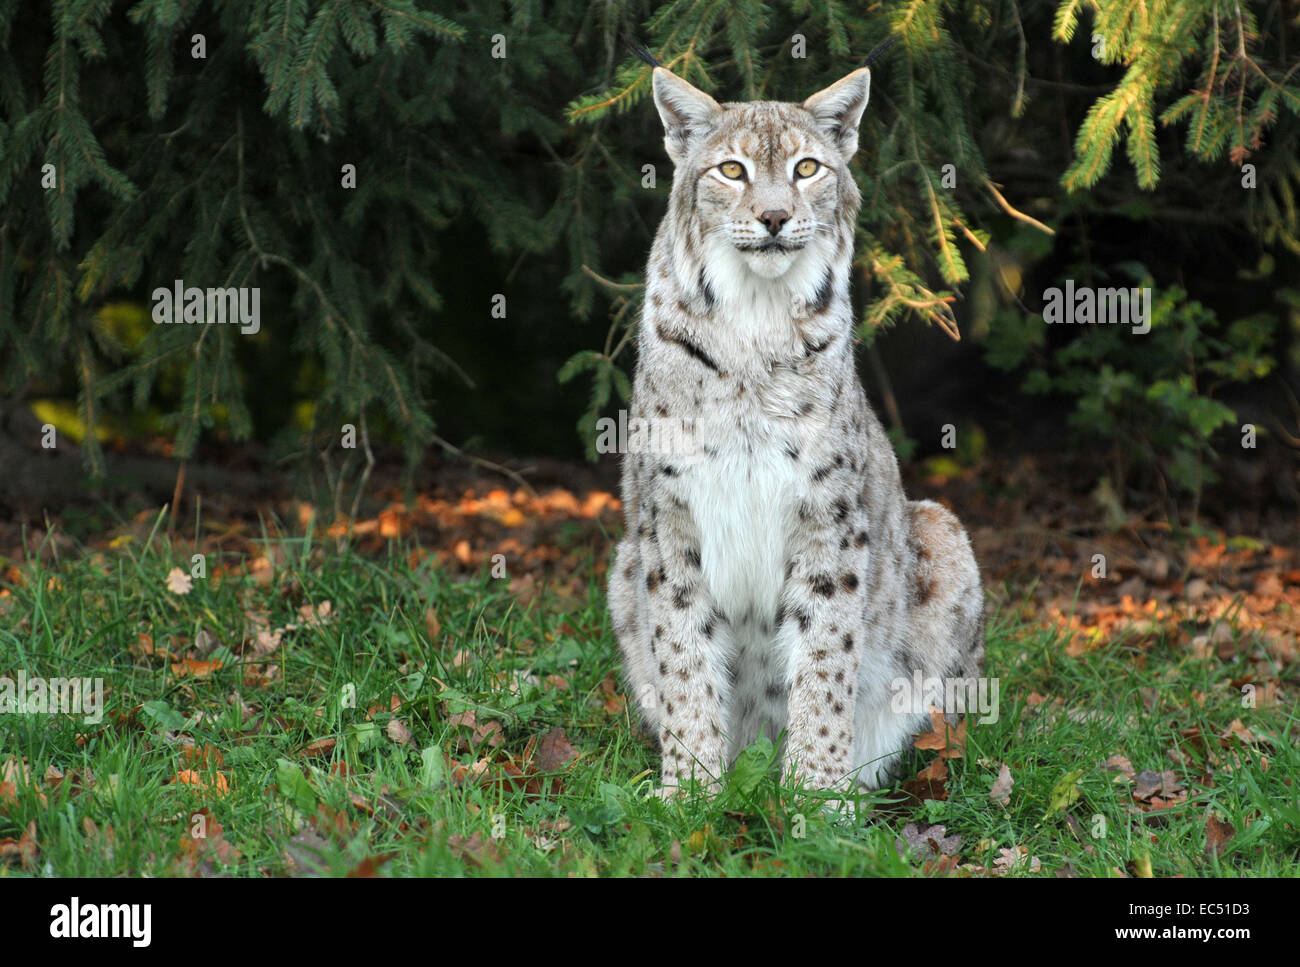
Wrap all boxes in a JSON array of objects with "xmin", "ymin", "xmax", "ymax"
[{"xmin": 608, "ymin": 65, "xmax": 985, "ymax": 795}]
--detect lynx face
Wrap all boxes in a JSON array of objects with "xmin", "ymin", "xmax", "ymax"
[{"xmin": 653, "ymin": 68, "xmax": 870, "ymax": 281}]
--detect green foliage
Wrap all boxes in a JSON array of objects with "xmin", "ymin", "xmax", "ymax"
[
  {"xmin": 0, "ymin": 0, "xmax": 1295, "ymax": 471},
  {"xmin": 988, "ymin": 274, "xmax": 1276, "ymax": 505},
  {"xmin": 1056, "ymin": 0, "xmax": 1300, "ymax": 250},
  {"xmin": 561, "ymin": 0, "xmax": 1299, "ymax": 460}
]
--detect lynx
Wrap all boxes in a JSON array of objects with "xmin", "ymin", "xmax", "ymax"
[{"xmin": 607, "ymin": 59, "xmax": 985, "ymax": 796}]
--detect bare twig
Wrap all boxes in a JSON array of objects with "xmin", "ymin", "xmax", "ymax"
[
  {"xmin": 984, "ymin": 180, "xmax": 1056, "ymax": 236},
  {"xmin": 432, "ymin": 432, "xmax": 538, "ymax": 499},
  {"xmin": 582, "ymin": 264, "xmax": 644, "ymax": 292}
]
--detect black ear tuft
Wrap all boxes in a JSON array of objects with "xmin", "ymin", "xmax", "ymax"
[
  {"xmin": 624, "ymin": 34, "xmax": 663, "ymax": 68},
  {"xmin": 860, "ymin": 33, "xmax": 901, "ymax": 69}
]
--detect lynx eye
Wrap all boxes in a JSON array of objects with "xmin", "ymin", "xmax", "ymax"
[
  {"xmin": 794, "ymin": 158, "xmax": 821, "ymax": 179},
  {"xmin": 718, "ymin": 161, "xmax": 746, "ymax": 180}
]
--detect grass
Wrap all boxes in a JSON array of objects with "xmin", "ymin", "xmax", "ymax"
[{"xmin": 0, "ymin": 514, "xmax": 1295, "ymax": 877}]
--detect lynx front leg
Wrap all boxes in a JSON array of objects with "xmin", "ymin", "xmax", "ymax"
[
  {"xmin": 642, "ymin": 505, "xmax": 729, "ymax": 796},
  {"xmin": 779, "ymin": 532, "xmax": 869, "ymax": 790}
]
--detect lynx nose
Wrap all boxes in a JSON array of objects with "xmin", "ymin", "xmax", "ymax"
[{"xmin": 758, "ymin": 209, "xmax": 790, "ymax": 236}]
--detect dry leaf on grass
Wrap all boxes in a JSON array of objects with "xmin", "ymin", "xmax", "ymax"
[
  {"xmin": 283, "ymin": 828, "xmax": 331, "ymax": 877},
  {"xmin": 171, "ymin": 657, "xmax": 224, "ymax": 679},
  {"xmin": 992, "ymin": 845, "xmax": 1042, "ymax": 874},
  {"xmin": 1102, "ymin": 754, "xmax": 1136, "ymax": 781},
  {"xmin": 1205, "ymin": 814, "xmax": 1235, "ymax": 858},
  {"xmin": 533, "ymin": 727, "xmax": 578, "ymax": 773},
  {"xmin": 897, "ymin": 822, "xmax": 963, "ymax": 858},
  {"xmin": 176, "ymin": 808, "xmax": 241, "ymax": 875},
  {"xmin": 901, "ymin": 757, "xmax": 949, "ymax": 804},
  {"xmin": 990, "ymin": 762, "xmax": 1014, "ymax": 806},
  {"xmin": 912, "ymin": 707, "xmax": 967, "ymax": 759},
  {"xmin": 386, "ymin": 718, "xmax": 414, "ymax": 746},
  {"xmin": 0, "ymin": 821, "xmax": 37, "ymax": 869},
  {"xmin": 1132, "ymin": 769, "xmax": 1187, "ymax": 809},
  {"xmin": 170, "ymin": 769, "xmax": 230, "ymax": 796},
  {"xmin": 447, "ymin": 832, "xmax": 502, "ymax": 867},
  {"xmin": 299, "ymin": 738, "xmax": 337, "ymax": 758},
  {"xmin": 164, "ymin": 568, "xmax": 193, "ymax": 595}
]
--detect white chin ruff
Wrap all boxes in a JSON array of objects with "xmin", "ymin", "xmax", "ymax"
[{"xmin": 741, "ymin": 248, "xmax": 799, "ymax": 278}]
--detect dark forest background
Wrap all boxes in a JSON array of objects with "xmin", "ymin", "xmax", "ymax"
[{"xmin": 0, "ymin": 0, "xmax": 1297, "ymax": 527}]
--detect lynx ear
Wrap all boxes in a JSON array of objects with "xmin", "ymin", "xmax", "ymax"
[
  {"xmin": 652, "ymin": 67, "xmax": 722, "ymax": 162},
  {"xmin": 802, "ymin": 67, "xmax": 871, "ymax": 161}
]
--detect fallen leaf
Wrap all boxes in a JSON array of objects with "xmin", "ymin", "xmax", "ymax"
[
  {"xmin": 164, "ymin": 568, "xmax": 193, "ymax": 594},
  {"xmin": 901, "ymin": 757, "xmax": 949, "ymax": 803},
  {"xmin": 0, "ymin": 821, "xmax": 38, "ymax": 869},
  {"xmin": 1205, "ymin": 814, "xmax": 1235, "ymax": 858},
  {"xmin": 299, "ymin": 738, "xmax": 337, "ymax": 759},
  {"xmin": 283, "ymin": 828, "xmax": 331, "ymax": 877},
  {"xmin": 346, "ymin": 853, "xmax": 395, "ymax": 877},
  {"xmin": 386, "ymin": 718, "xmax": 414, "ymax": 746},
  {"xmin": 180, "ymin": 744, "xmax": 225, "ymax": 768},
  {"xmin": 1222, "ymin": 719, "xmax": 1257, "ymax": 746},
  {"xmin": 913, "ymin": 707, "xmax": 966, "ymax": 759},
  {"xmin": 992, "ymin": 845, "xmax": 1042, "ymax": 874},
  {"xmin": 176, "ymin": 808, "xmax": 241, "ymax": 874},
  {"xmin": 897, "ymin": 822, "xmax": 963, "ymax": 857},
  {"xmin": 1133, "ymin": 769, "xmax": 1185, "ymax": 803},
  {"xmin": 172, "ymin": 657, "xmax": 224, "ymax": 679},
  {"xmin": 447, "ymin": 832, "xmax": 502, "ymax": 867},
  {"xmin": 990, "ymin": 762, "xmax": 1014, "ymax": 806},
  {"xmin": 1102, "ymin": 754, "xmax": 1136, "ymax": 781},
  {"xmin": 170, "ymin": 769, "xmax": 230, "ymax": 796},
  {"xmin": 1045, "ymin": 769, "xmax": 1084, "ymax": 816},
  {"xmin": 533, "ymin": 727, "xmax": 578, "ymax": 774}
]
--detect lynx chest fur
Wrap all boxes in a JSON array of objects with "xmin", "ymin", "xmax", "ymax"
[{"xmin": 608, "ymin": 62, "xmax": 985, "ymax": 794}]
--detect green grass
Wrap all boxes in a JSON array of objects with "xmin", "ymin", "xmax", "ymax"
[{"xmin": 0, "ymin": 515, "xmax": 1295, "ymax": 877}]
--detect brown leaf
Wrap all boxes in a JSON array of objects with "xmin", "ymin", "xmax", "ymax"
[
  {"xmin": 1132, "ymin": 769, "xmax": 1186, "ymax": 807},
  {"xmin": 170, "ymin": 769, "xmax": 230, "ymax": 796},
  {"xmin": 598, "ymin": 674, "xmax": 626, "ymax": 715},
  {"xmin": 898, "ymin": 822, "xmax": 963, "ymax": 857},
  {"xmin": 1102, "ymin": 754, "xmax": 1136, "ymax": 781},
  {"xmin": 283, "ymin": 828, "xmax": 331, "ymax": 877},
  {"xmin": 992, "ymin": 845, "xmax": 1042, "ymax": 874},
  {"xmin": 989, "ymin": 762, "xmax": 1014, "ymax": 806},
  {"xmin": 346, "ymin": 853, "xmax": 395, "ymax": 878},
  {"xmin": 180, "ymin": 744, "xmax": 225, "ymax": 768},
  {"xmin": 172, "ymin": 657, "xmax": 224, "ymax": 679},
  {"xmin": 445, "ymin": 708, "xmax": 503, "ymax": 749},
  {"xmin": 447, "ymin": 832, "xmax": 502, "ymax": 867},
  {"xmin": 901, "ymin": 757, "xmax": 949, "ymax": 804},
  {"xmin": 533, "ymin": 727, "xmax": 578, "ymax": 774},
  {"xmin": 912, "ymin": 707, "xmax": 967, "ymax": 759},
  {"xmin": 299, "ymin": 738, "xmax": 337, "ymax": 758},
  {"xmin": 176, "ymin": 808, "xmax": 241, "ymax": 874},
  {"xmin": 0, "ymin": 821, "xmax": 37, "ymax": 869},
  {"xmin": 1222, "ymin": 718, "xmax": 1257, "ymax": 746},
  {"xmin": 1205, "ymin": 814, "xmax": 1235, "ymax": 858},
  {"xmin": 386, "ymin": 718, "xmax": 414, "ymax": 746}
]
